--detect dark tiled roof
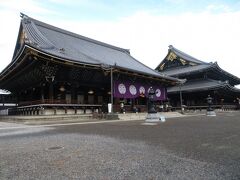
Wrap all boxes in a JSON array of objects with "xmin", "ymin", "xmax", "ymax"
[
  {"xmin": 162, "ymin": 63, "xmax": 214, "ymax": 76},
  {"xmin": 168, "ymin": 45, "xmax": 208, "ymax": 65},
  {"xmin": 156, "ymin": 45, "xmax": 240, "ymax": 85},
  {"xmin": 20, "ymin": 15, "xmax": 177, "ymax": 81},
  {"xmin": 167, "ymin": 79, "xmax": 240, "ymax": 93},
  {"xmin": 162, "ymin": 61, "xmax": 240, "ymax": 85}
]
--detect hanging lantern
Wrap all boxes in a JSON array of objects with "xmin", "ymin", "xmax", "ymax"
[
  {"xmin": 88, "ymin": 89, "xmax": 94, "ymax": 94},
  {"xmin": 59, "ymin": 85, "xmax": 65, "ymax": 92}
]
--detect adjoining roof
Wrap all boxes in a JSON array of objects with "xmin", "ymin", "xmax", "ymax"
[
  {"xmin": 155, "ymin": 45, "xmax": 209, "ymax": 72},
  {"xmin": 168, "ymin": 45, "xmax": 208, "ymax": 65},
  {"xmin": 162, "ymin": 61, "xmax": 240, "ymax": 85},
  {"xmin": 10, "ymin": 14, "xmax": 177, "ymax": 82},
  {"xmin": 155, "ymin": 45, "xmax": 240, "ymax": 85},
  {"xmin": 162, "ymin": 63, "xmax": 213, "ymax": 76},
  {"xmin": 167, "ymin": 79, "xmax": 240, "ymax": 93}
]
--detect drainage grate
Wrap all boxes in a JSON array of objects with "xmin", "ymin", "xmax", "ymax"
[{"xmin": 47, "ymin": 146, "xmax": 64, "ymax": 150}]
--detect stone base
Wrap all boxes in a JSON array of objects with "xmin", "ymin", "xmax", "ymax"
[
  {"xmin": 145, "ymin": 113, "xmax": 165, "ymax": 123},
  {"xmin": 56, "ymin": 109, "xmax": 65, "ymax": 115},
  {"xmin": 67, "ymin": 109, "xmax": 75, "ymax": 115},
  {"xmin": 76, "ymin": 109, "xmax": 84, "ymax": 114},
  {"xmin": 105, "ymin": 113, "xmax": 119, "ymax": 120},
  {"xmin": 206, "ymin": 110, "xmax": 216, "ymax": 116},
  {"xmin": 159, "ymin": 115, "xmax": 166, "ymax": 122}
]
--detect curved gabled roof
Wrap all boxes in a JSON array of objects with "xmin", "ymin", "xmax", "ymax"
[
  {"xmin": 155, "ymin": 45, "xmax": 208, "ymax": 71},
  {"xmin": 162, "ymin": 63, "xmax": 213, "ymax": 76},
  {"xmin": 168, "ymin": 45, "xmax": 208, "ymax": 65},
  {"xmin": 156, "ymin": 45, "xmax": 240, "ymax": 85},
  {"xmin": 167, "ymin": 79, "xmax": 240, "ymax": 93},
  {"xmin": 213, "ymin": 63, "xmax": 240, "ymax": 85},
  {"xmin": 160, "ymin": 60, "xmax": 240, "ymax": 85},
  {"xmin": 15, "ymin": 14, "xmax": 177, "ymax": 82}
]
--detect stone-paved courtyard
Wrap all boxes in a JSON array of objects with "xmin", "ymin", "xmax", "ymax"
[{"xmin": 0, "ymin": 111, "xmax": 240, "ymax": 179}]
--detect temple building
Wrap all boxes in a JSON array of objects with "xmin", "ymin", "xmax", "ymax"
[
  {"xmin": 0, "ymin": 14, "xmax": 179, "ymax": 115},
  {"xmin": 156, "ymin": 45, "xmax": 240, "ymax": 109}
]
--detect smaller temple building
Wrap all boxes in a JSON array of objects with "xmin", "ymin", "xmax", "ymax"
[
  {"xmin": 156, "ymin": 45, "xmax": 240, "ymax": 110},
  {"xmin": 0, "ymin": 90, "xmax": 17, "ymax": 115},
  {"xmin": 0, "ymin": 14, "xmax": 179, "ymax": 115}
]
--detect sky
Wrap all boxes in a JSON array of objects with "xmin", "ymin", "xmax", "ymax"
[{"xmin": 0, "ymin": 0, "xmax": 240, "ymax": 87}]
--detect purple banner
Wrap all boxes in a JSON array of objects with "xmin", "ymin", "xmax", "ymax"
[{"xmin": 113, "ymin": 81, "xmax": 166, "ymax": 100}]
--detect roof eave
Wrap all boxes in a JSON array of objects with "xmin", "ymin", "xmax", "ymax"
[
  {"xmin": 163, "ymin": 64, "xmax": 214, "ymax": 77},
  {"xmin": 114, "ymin": 65, "xmax": 180, "ymax": 84},
  {"xmin": 167, "ymin": 80, "xmax": 232, "ymax": 93},
  {"xmin": 0, "ymin": 45, "xmax": 27, "ymax": 79},
  {"xmin": 170, "ymin": 45, "xmax": 207, "ymax": 65},
  {"xmin": 13, "ymin": 45, "xmax": 180, "ymax": 84},
  {"xmin": 214, "ymin": 62, "xmax": 240, "ymax": 84}
]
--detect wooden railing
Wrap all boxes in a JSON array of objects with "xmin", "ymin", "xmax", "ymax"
[
  {"xmin": 113, "ymin": 104, "xmax": 147, "ymax": 113},
  {"xmin": 171, "ymin": 104, "xmax": 238, "ymax": 111},
  {"xmin": 18, "ymin": 99, "xmax": 99, "ymax": 106}
]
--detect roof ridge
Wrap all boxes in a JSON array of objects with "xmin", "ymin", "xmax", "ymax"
[
  {"xmin": 163, "ymin": 63, "xmax": 210, "ymax": 72},
  {"xmin": 24, "ymin": 15, "xmax": 130, "ymax": 54},
  {"xmin": 162, "ymin": 65, "xmax": 189, "ymax": 72},
  {"xmin": 214, "ymin": 62, "xmax": 240, "ymax": 83},
  {"xmin": 22, "ymin": 18, "xmax": 56, "ymax": 50},
  {"xmin": 169, "ymin": 45, "xmax": 208, "ymax": 65}
]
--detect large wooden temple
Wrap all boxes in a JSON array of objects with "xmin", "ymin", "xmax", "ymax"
[
  {"xmin": 0, "ymin": 14, "xmax": 179, "ymax": 115},
  {"xmin": 156, "ymin": 45, "xmax": 240, "ymax": 109}
]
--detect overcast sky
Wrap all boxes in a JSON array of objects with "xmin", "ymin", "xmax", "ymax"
[{"xmin": 0, "ymin": 0, "xmax": 240, "ymax": 86}]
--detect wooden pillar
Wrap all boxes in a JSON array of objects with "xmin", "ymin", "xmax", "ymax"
[
  {"xmin": 46, "ymin": 76, "xmax": 55, "ymax": 103},
  {"xmin": 179, "ymin": 85, "xmax": 183, "ymax": 113},
  {"xmin": 49, "ymin": 82, "xmax": 54, "ymax": 101},
  {"xmin": 110, "ymin": 67, "xmax": 113, "ymax": 112},
  {"xmin": 31, "ymin": 87, "xmax": 35, "ymax": 102},
  {"xmin": 41, "ymin": 85, "xmax": 45, "ymax": 102},
  {"xmin": 71, "ymin": 84, "xmax": 76, "ymax": 104}
]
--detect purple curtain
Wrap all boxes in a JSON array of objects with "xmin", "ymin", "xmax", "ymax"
[{"xmin": 113, "ymin": 80, "xmax": 166, "ymax": 100}]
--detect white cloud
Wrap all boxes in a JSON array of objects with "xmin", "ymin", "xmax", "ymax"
[
  {"xmin": 0, "ymin": 10, "xmax": 20, "ymax": 71},
  {"xmin": 164, "ymin": 0, "xmax": 190, "ymax": 4},
  {"xmin": 206, "ymin": 4, "xmax": 232, "ymax": 13},
  {"xmin": 52, "ymin": 11, "xmax": 240, "ymax": 79},
  {"xmin": 0, "ymin": 0, "xmax": 57, "ymax": 73},
  {"xmin": 0, "ymin": 0, "xmax": 53, "ymax": 14}
]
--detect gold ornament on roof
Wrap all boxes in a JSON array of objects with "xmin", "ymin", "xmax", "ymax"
[
  {"xmin": 160, "ymin": 63, "xmax": 165, "ymax": 70},
  {"xmin": 167, "ymin": 52, "xmax": 177, "ymax": 61},
  {"xmin": 180, "ymin": 58, "xmax": 187, "ymax": 65}
]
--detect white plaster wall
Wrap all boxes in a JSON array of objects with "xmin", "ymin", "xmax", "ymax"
[
  {"xmin": 56, "ymin": 109, "xmax": 66, "ymax": 115},
  {"xmin": 67, "ymin": 109, "xmax": 75, "ymax": 115},
  {"xmin": 76, "ymin": 109, "xmax": 84, "ymax": 114},
  {"xmin": 85, "ymin": 109, "xmax": 92, "ymax": 114},
  {"xmin": 42, "ymin": 109, "xmax": 55, "ymax": 115}
]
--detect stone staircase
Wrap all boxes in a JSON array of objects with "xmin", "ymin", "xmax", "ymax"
[
  {"xmin": 0, "ymin": 114, "xmax": 93, "ymax": 122},
  {"xmin": 0, "ymin": 112, "xmax": 184, "ymax": 124},
  {"xmin": 118, "ymin": 112, "xmax": 183, "ymax": 120}
]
